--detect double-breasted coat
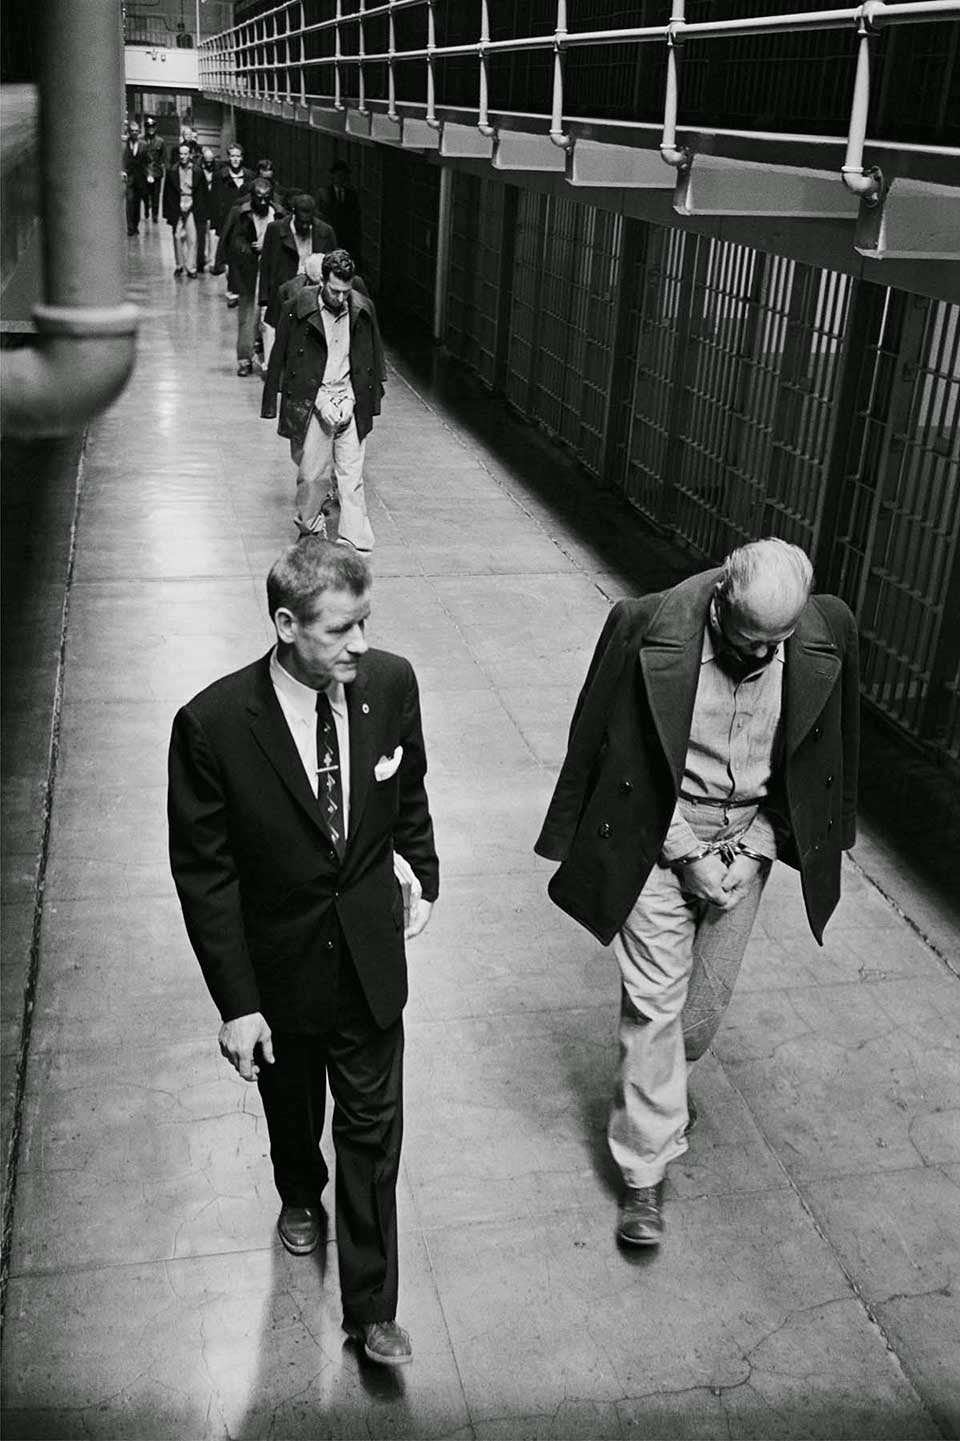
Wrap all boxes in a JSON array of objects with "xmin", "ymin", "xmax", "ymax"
[
  {"xmin": 259, "ymin": 216, "xmax": 338, "ymax": 327},
  {"xmin": 534, "ymin": 568, "xmax": 860, "ymax": 946},
  {"xmin": 261, "ymin": 285, "xmax": 386, "ymax": 446},
  {"xmin": 168, "ymin": 648, "xmax": 439, "ymax": 1032}
]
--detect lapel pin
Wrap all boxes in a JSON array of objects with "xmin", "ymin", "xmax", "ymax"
[{"xmin": 362, "ymin": 702, "xmax": 370, "ymax": 714}]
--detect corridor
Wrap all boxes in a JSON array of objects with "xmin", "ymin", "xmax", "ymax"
[{"xmin": 2, "ymin": 225, "xmax": 958, "ymax": 1440}]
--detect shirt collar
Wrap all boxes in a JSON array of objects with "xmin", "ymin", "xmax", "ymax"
[
  {"xmin": 270, "ymin": 647, "xmax": 346, "ymax": 716},
  {"xmin": 701, "ymin": 624, "xmax": 785, "ymax": 668}
]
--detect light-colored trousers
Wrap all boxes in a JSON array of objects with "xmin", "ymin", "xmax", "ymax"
[
  {"xmin": 173, "ymin": 210, "xmax": 197, "ymax": 274},
  {"xmin": 292, "ymin": 384, "xmax": 375, "ymax": 552},
  {"xmin": 608, "ymin": 799, "xmax": 769, "ymax": 1187}
]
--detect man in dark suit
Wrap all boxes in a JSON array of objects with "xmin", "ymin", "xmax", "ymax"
[
  {"xmin": 536, "ymin": 539, "xmax": 859, "ymax": 1246},
  {"xmin": 262, "ymin": 249, "xmax": 385, "ymax": 551},
  {"xmin": 258, "ymin": 194, "xmax": 337, "ymax": 368},
  {"xmin": 122, "ymin": 121, "xmax": 150, "ymax": 236},
  {"xmin": 318, "ymin": 159, "xmax": 362, "ymax": 264},
  {"xmin": 169, "ymin": 538, "xmax": 439, "ymax": 1367},
  {"xmin": 142, "ymin": 118, "xmax": 167, "ymax": 222}
]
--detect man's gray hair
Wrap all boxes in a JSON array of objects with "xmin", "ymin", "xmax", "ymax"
[
  {"xmin": 267, "ymin": 537, "xmax": 371, "ymax": 621},
  {"xmin": 718, "ymin": 538, "xmax": 813, "ymax": 615}
]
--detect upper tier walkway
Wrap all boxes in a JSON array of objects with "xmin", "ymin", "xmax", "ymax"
[{"xmin": 2, "ymin": 222, "xmax": 958, "ymax": 1441}]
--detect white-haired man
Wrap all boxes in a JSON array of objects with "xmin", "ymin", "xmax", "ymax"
[{"xmin": 535, "ymin": 540, "xmax": 859, "ymax": 1244}]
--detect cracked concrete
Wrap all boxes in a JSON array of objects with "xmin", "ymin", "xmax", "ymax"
[{"xmin": 2, "ymin": 227, "xmax": 958, "ymax": 1440}]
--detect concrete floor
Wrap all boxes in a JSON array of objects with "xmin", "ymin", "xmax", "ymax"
[{"xmin": 2, "ymin": 224, "xmax": 959, "ymax": 1440}]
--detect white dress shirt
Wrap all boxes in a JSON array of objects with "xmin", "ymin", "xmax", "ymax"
[{"xmin": 269, "ymin": 647, "xmax": 351, "ymax": 834}]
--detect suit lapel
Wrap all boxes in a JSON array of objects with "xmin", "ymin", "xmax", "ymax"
[
  {"xmin": 784, "ymin": 603, "xmax": 841, "ymax": 755},
  {"xmin": 638, "ymin": 570, "xmax": 718, "ymax": 791},
  {"xmin": 245, "ymin": 655, "xmax": 326, "ymax": 834},
  {"xmin": 346, "ymin": 666, "xmax": 375, "ymax": 846},
  {"xmin": 639, "ymin": 637, "xmax": 703, "ymax": 790}
]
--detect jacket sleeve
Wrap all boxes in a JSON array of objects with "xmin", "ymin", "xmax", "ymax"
[
  {"xmin": 168, "ymin": 706, "xmax": 262, "ymax": 1023},
  {"xmin": 258, "ymin": 222, "xmax": 281, "ymax": 316},
  {"xmin": 534, "ymin": 600, "xmax": 634, "ymax": 862},
  {"xmin": 392, "ymin": 661, "xmax": 439, "ymax": 903},
  {"xmin": 261, "ymin": 300, "xmax": 292, "ymax": 418},
  {"xmin": 833, "ymin": 597, "xmax": 860, "ymax": 848}
]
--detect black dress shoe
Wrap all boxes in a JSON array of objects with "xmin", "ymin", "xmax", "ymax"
[
  {"xmin": 345, "ymin": 1319, "xmax": 412, "ymax": 1367},
  {"xmin": 617, "ymin": 1183, "xmax": 664, "ymax": 1246},
  {"xmin": 277, "ymin": 1205, "xmax": 321, "ymax": 1254}
]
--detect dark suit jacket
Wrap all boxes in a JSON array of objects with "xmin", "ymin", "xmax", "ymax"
[
  {"xmin": 162, "ymin": 161, "xmax": 206, "ymax": 227},
  {"xmin": 535, "ymin": 568, "xmax": 859, "ymax": 946},
  {"xmin": 122, "ymin": 140, "xmax": 150, "ymax": 193},
  {"xmin": 259, "ymin": 216, "xmax": 338, "ymax": 326},
  {"xmin": 211, "ymin": 166, "xmax": 253, "ymax": 232},
  {"xmin": 261, "ymin": 286, "xmax": 386, "ymax": 445},
  {"xmin": 318, "ymin": 183, "xmax": 362, "ymax": 258},
  {"xmin": 168, "ymin": 648, "xmax": 439, "ymax": 1033}
]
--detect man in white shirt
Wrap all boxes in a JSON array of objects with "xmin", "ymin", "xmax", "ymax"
[{"xmin": 169, "ymin": 538, "xmax": 439, "ymax": 1367}]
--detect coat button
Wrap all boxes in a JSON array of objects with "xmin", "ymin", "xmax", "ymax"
[
  {"xmin": 827, "ymin": 820, "xmax": 834, "ymax": 832},
  {"xmin": 325, "ymin": 939, "xmax": 334, "ymax": 950},
  {"xmin": 598, "ymin": 822, "xmax": 612, "ymax": 839},
  {"xmin": 813, "ymin": 726, "xmax": 822, "ymax": 740},
  {"xmin": 825, "ymin": 774, "xmax": 834, "ymax": 787},
  {"xmin": 619, "ymin": 780, "xmax": 633, "ymax": 795}
]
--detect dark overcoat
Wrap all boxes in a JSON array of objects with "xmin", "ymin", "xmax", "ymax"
[
  {"xmin": 168, "ymin": 648, "xmax": 439, "ymax": 1032},
  {"xmin": 162, "ymin": 160, "xmax": 206, "ymax": 227},
  {"xmin": 259, "ymin": 216, "xmax": 338, "ymax": 326},
  {"xmin": 261, "ymin": 286, "xmax": 386, "ymax": 445},
  {"xmin": 534, "ymin": 569, "xmax": 860, "ymax": 946}
]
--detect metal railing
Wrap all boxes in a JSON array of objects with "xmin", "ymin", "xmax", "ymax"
[{"xmin": 200, "ymin": 0, "xmax": 960, "ymax": 188}]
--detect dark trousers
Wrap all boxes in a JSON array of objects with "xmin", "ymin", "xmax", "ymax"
[
  {"xmin": 257, "ymin": 944, "xmax": 404, "ymax": 1327},
  {"xmin": 196, "ymin": 219, "xmax": 212, "ymax": 271},
  {"xmin": 125, "ymin": 184, "xmax": 146, "ymax": 234},
  {"xmin": 147, "ymin": 180, "xmax": 160, "ymax": 221}
]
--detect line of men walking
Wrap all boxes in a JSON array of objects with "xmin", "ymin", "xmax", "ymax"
[{"xmin": 124, "ymin": 123, "xmax": 383, "ymax": 554}]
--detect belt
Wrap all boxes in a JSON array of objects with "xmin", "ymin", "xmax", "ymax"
[{"xmin": 679, "ymin": 792, "xmax": 765, "ymax": 807}]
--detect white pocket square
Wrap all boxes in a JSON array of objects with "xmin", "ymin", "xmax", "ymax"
[{"xmin": 374, "ymin": 745, "xmax": 403, "ymax": 782}]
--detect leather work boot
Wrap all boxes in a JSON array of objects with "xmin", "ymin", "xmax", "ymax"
[
  {"xmin": 276, "ymin": 1205, "xmax": 321, "ymax": 1255},
  {"xmin": 346, "ymin": 1319, "xmax": 413, "ymax": 1367},
  {"xmin": 617, "ymin": 1182, "xmax": 664, "ymax": 1247}
]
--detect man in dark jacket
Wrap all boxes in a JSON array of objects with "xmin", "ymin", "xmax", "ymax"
[
  {"xmin": 122, "ymin": 121, "xmax": 150, "ymax": 235},
  {"xmin": 226, "ymin": 178, "xmax": 276, "ymax": 375},
  {"xmin": 212, "ymin": 143, "xmax": 254, "ymax": 303},
  {"xmin": 535, "ymin": 540, "xmax": 859, "ymax": 1246},
  {"xmin": 194, "ymin": 145, "xmax": 219, "ymax": 272},
  {"xmin": 318, "ymin": 159, "xmax": 363, "ymax": 263},
  {"xmin": 162, "ymin": 141, "xmax": 205, "ymax": 277},
  {"xmin": 168, "ymin": 537, "xmax": 438, "ymax": 1367},
  {"xmin": 259, "ymin": 194, "xmax": 337, "ymax": 367},
  {"xmin": 262, "ymin": 249, "xmax": 385, "ymax": 552},
  {"xmin": 142, "ymin": 117, "xmax": 167, "ymax": 222}
]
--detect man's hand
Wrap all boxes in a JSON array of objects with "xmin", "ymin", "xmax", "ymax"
[
  {"xmin": 719, "ymin": 852, "xmax": 766, "ymax": 908},
  {"xmin": 218, "ymin": 1012, "xmax": 274, "ymax": 1081},
  {"xmin": 679, "ymin": 852, "xmax": 732, "ymax": 908},
  {"xmin": 404, "ymin": 897, "xmax": 433, "ymax": 941}
]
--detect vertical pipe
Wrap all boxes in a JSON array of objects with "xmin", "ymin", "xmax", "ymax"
[
  {"xmin": 388, "ymin": 1, "xmax": 397, "ymax": 121},
  {"xmin": 433, "ymin": 165, "xmax": 453, "ymax": 341},
  {"xmin": 841, "ymin": 18, "xmax": 883, "ymax": 200},
  {"xmin": 549, "ymin": 0, "xmax": 570, "ymax": 148},
  {"xmin": 426, "ymin": 0, "xmax": 438, "ymax": 126},
  {"xmin": 301, "ymin": 0, "xmax": 308, "ymax": 106},
  {"xmin": 660, "ymin": 0, "xmax": 690, "ymax": 169},
  {"xmin": 334, "ymin": 0, "xmax": 343, "ymax": 109},
  {"xmin": 358, "ymin": 0, "xmax": 367, "ymax": 115},
  {"xmin": 478, "ymin": 0, "xmax": 494, "ymax": 135}
]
